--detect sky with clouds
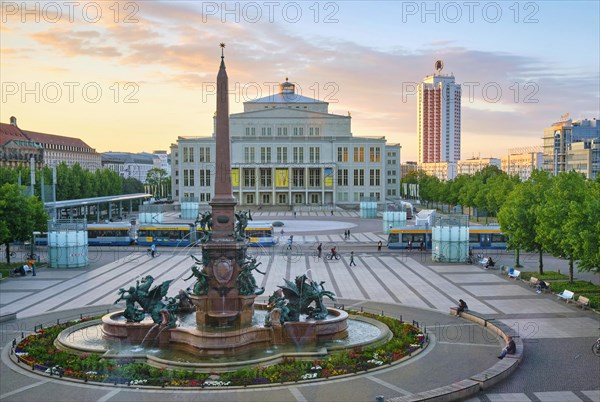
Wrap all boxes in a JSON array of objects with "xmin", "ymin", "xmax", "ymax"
[{"xmin": 1, "ymin": 1, "xmax": 598, "ymax": 161}]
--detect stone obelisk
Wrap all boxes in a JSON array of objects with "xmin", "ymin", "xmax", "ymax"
[
  {"xmin": 194, "ymin": 44, "xmax": 253, "ymax": 329},
  {"xmin": 210, "ymin": 43, "xmax": 236, "ymax": 240}
]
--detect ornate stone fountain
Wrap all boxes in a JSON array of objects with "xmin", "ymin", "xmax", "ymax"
[{"xmin": 100, "ymin": 44, "xmax": 350, "ymax": 358}]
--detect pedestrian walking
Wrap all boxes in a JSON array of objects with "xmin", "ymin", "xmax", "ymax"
[
  {"xmin": 349, "ymin": 251, "xmax": 356, "ymax": 266},
  {"xmin": 377, "ymin": 240, "xmax": 382, "ymax": 251},
  {"xmin": 317, "ymin": 243, "xmax": 322, "ymax": 259}
]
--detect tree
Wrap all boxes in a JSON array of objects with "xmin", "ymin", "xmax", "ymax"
[
  {"xmin": 537, "ymin": 171, "xmax": 587, "ymax": 282},
  {"xmin": 567, "ymin": 179, "xmax": 600, "ymax": 272},
  {"xmin": 498, "ymin": 170, "xmax": 550, "ymax": 272},
  {"xmin": 146, "ymin": 168, "xmax": 169, "ymax": 198},
  {"xmin": 0, "ymin": 184, "xmax": 48, "ymax": 263},
  {"xmin": 122, "ymin": 177, "xmax": 145, "ymax": 194}
]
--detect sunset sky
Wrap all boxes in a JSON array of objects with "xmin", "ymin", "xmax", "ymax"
[{"xmin": 1, "ymin": 1, "xmax": 598, "ymax": 161}]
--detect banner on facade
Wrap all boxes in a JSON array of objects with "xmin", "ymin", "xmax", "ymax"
[
  {"xmin": 231, "ymin": 168, "xmax": 239, "ymax": 187},
  {"xmin": 324, "ymin": 168, "xmax": 333, "ymax": 187},
  {"xmin": 275, "ymin": 169, "xmax": 288, "ymax": 187}
]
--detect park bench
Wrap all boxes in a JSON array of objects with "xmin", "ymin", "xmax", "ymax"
[
  {"xmin": 507, "ymin": 269, "xmax": 521, "ymax": 280},
  {"xmin": 556, "ymin": 290, "xmax": 574, "ymax": 303},
  {"xmin": 526, "ymin": 277, "xmax": 539, "ymax": 287},
  {"xmin": 575, "ymin": 296, "xmax": 590, "ymax": 310}
]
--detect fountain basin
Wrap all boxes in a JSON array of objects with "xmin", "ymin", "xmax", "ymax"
[
  {"xmin": 100, "ymin": 305, "xmax": 350, "ymax": 356},
  {"xmin": 56, "ymin": 309, "xmax": 390, "ymax": 372}
]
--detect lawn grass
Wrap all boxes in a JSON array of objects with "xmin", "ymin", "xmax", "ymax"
[
  {"xmin": 0, "ymin": 262, "xmax": 21, "ymax": 279},
  {"xmin": 520, "ymin": 271, "xmax": 569, "ymax": 281},
  {"xmin": 549, "ymin": 280, "xmax": 600, "ymax": 309}
]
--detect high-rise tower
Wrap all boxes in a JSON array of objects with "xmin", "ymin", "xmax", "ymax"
[{"xmin": 417, "ymin": 60, "xmax": 461, "ymax": 164}]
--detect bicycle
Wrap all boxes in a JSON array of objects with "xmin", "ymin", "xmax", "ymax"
[
  {"xmin": 325, "ymin": 252, "xmax": 340, "ymax": 260},
  {"xmin": 593, "ymin": 338, "xmax": 600, "ymax": 357},
  {"xmin": 146, "ymin": 249, "xmax": 161, "ymax": 258}
]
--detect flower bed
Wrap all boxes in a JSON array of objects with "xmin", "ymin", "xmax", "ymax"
[{"xmin": 14, "ymin": 311, "xmax": 425, "ymax": 388}]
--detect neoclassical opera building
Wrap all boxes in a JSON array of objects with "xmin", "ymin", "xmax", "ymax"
[{"xmin": 170, "ymin": 79, "xmax": 401, "ymax": 208}]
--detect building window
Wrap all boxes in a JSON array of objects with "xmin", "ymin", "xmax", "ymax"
[
  {"xmin": 370, "ymin": 147, "xmax": 381, "ymax": 162},
  {"xmin": 183, "ymin": 147, "xmax": 194, "ymax": 163},
  {"xmin": 260, "ymin": 147, "xmax": 271, "ymax": 163},
  {"xmin": 244, "ymin": 147, "xmax": 255, "ymax": 163},
  {"xmin": 354, "ymin": 147, "xmax": 364, "ymax": 162},
  {"xmin": 370, "ymin": 169, "xmax": 380, "ymax": 186},
  {"xmin": 337, "ymin": 147, "xmax": 348, "ymax": 162},
  {"xmin": 199, "ymin": 169, "xmax": 211, "ymax": 186},
  {"xmin": 199, "ymin": 147, "xmax": 210, "ymax": 162},
  {"xmin": 260, "ymin": 168, "xmax": 272, "ymax": 187},
  {"xmin": 309, "ymin": 147, "xmax": 320, "ymax": 163},
  {"xmin": 277, "ymin": 194, "xmax": 287, "ymax": 204},
  {"xmin": 245, "ymin": 194, "xmax": 254, "ymax": 204},
  {"xmin": 292, "ymin": 168, "xmax": 304, "ymax": 187},
  {"xmin": 293, "ymin": 194, "xmax": 303, "ymax": 204},
  {"xmin": 353, "ymin": 169, "xmax": 364, "ymax": 186},
  {"xmin": 183, "ymin": 169, "xmax": 195, "ymax": 186},
  {"xmin": 309, "ymin": 168, "xmax": 321, "ymax": 187},
  {"xmin": 293, "ymin": 147, "xmax": 304, "ymax": 163},
  {"xmin": 277, "ymin": 147, "xmax": 288, "ymax": 163},
  {"xmin": 261, "ymin": 194, "xmax": 270, "ymax": 204},
  {"xmin": 337, "ymin": 169, "xmax": 348, "ymax": 186},
  {"xmin": 243, "ymin": 168, "xmax": 255, "ymax": 187},
  {"xmin": 310, "ymin": 194, "xmax": 319, "ymax": 204}
]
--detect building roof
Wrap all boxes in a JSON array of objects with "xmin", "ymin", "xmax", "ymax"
[
  {"xmin": 247, "ymin": 93, "xmax": 326, "ymax": 104},
  {"xmin": 102, "ymin": 152, "xmax": 155, "ymax": 164},
  {"xmin": 21, "ymin": 129, "xmax": 95, "ymax": 151},
  {"xmin": 45, "ymin": 193, "xmax": 153, "ymax": 209},
  {"xmin": 0, "ymin": 122, "xmax": 32, "ymax": 146}
]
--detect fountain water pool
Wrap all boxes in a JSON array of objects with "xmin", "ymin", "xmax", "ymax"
[{"xmin": 56, "ymin": 308, "xmax": 390, "ymax": 371}]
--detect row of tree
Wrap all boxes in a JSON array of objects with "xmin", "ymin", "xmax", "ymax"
[
  {"xmin": 402, "ymin": 167, "xmax": 599, "ymax": 281},
  {"xmin": 0, "ymin": 164, "xmax": 159, "ymax": 201},
  {"xmin": 0, "ymin": 163, "xmax": 171, "ymax": 263}
]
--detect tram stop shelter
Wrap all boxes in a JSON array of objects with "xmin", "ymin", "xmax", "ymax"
[{"xmin": 44, "ymin": 193, "xmax": 153, "ymax": 223}]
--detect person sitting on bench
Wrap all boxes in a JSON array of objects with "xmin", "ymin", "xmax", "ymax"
[
  {"xmin": 456, "ymin": 299, "xmax": 468, "ymax": 315},
  {"xmin": 498, "ymin": 336, "xmax": 516, "ymax": 359},
  {"xmin": 536, "ymin": 281, "xmax": 548, "ymax": 294}
]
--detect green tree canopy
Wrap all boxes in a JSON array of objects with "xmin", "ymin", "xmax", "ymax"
[
  {"xmin": 0, "ymin": 183, "xmax": 48, "ymax": 263},
  {"xmin": 537, "ymin": 171, "xmax": 588, "ymax": 281},
  {"xmin": 498, "ymin": 170, "xmax": 550, "ymax": 273}
]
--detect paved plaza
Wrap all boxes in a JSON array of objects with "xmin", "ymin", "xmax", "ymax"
[{"xmin": 0, "ymin": 213, "xmax": 599, "ymax": 401}]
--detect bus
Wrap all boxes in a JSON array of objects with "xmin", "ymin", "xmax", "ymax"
[
  {"xmin": 136, "ymin": 224, "xmax": 195, "ymax": 247},
  {"xmin": 388, "ymin": 225, "xmax": 506, "ymax": 250},
  {"xmin": 87, "ymin": 223, "xmax": 134, "ymax": 246},
  {"xmin": 245, "ymin": 222, "xmax": 278, "ymax": 246}
]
